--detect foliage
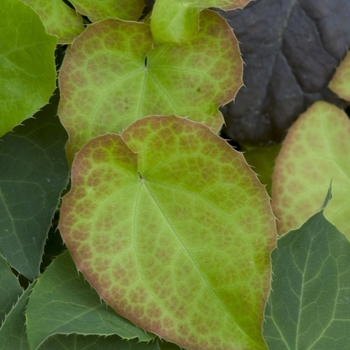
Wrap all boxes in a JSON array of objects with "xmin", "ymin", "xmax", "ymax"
[{"xmin": 1, "ymin": 1, "xmax": 350, "ymax": 349}]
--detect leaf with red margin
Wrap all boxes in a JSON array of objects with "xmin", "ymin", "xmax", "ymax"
[
  {"xmin": 150, "ymin": 0, "xmax": 250, "ymax": 44},
  {"xmin": 272, "ymin": 101, "xmax": 350, "ymax": 238},
  {"xmin": 58, "ymin": 10, "xmax": 243, "ymax": 162},
  {"xmin": 59, "ymin": 116, "xmax": 276, "ymax": 350},
  {"xmin": 22, "ymin": 0, "xmax": 84, "ymax": 44},
  {"xmin": 69, "ymin": 0, "xmax": 144, "ymax": 22},
  {"xmin": 329, "ymin": 51, "xmax": 350, "ymax": 102}
]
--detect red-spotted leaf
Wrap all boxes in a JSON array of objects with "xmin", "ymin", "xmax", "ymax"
[
  {"xmin": 59, "ymin": 116, "xmax": 276, "ymax": 350},
  {"xmin": 151, "ymin": 0, "xmax": 250, "ymax": 44},
  {"xmin": 22, "ymin": 0, "xmax": 84, "ymax": 44},
  {"xmin": 272, "ymin": 101, "xmax": 350, "ymax": 238},
  {"xmin": 58, "ymin": 10, "xmax": 243, "ymax": 162},
  {"xmin": 68, "ymin": 0, "xmax": 144, "ymax": 22},
  {"xmin": 329, "ymin": 50, "xmax": 350, "ymax": 102}
]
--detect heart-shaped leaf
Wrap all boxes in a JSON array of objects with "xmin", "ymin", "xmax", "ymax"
[
  {"xmin": 264, "ymin": 192, "xmax": 350, "ymax": 349},
  {"xmin": 329, "ymin": 50, "xmax": 350, "ymax": 102},
  {"xmin": 272, "ymin": 101, "xmax": 350, "ymax": 238},
  {"xmin": 59, "ymin": 116, "xmax": 276, "ymax": 350},
  {"xmin": 151, "ymin": 0, "xmax": 250, "ymax": 44},
  {"xmin": 58, "ymin": 10, "xmax": 243, "ymax": 162},
  {"xmin": 21, "ymin": 0, "xmax": 84, "ymax": 44},
  {"xmin": 0, "ymin": 0, "xmax": 57, "ymax": 137},
  {"xmin": 68, "ymin": 0, "xmax": 144, "ymax": 22}
]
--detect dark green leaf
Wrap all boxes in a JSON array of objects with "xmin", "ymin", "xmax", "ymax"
[
  {"xmin": 39, "ymin": 334, "xmax": 160, "ymax": 350},
  {"xmin": 26, "ymin": 251, "xmax": 154, "ymax": 350},
  {"xmin": 0, "ymin": 254, "xmax": 22, "ymax": 325},
  {"xmin": 0, "ymin": 284, "xmax": 33, "ymax": 350},
  {"xmin": 264, "ymin": 206, "xmax": 350, "ymax": 349},
  {"xmin": 0, "ymin": 94, "xmax": 69, "ymax": 279}
]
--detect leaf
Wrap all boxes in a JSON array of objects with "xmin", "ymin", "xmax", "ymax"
[
  {"xmin": 272, "ymin": 101, "xmax": 350, "ymax": 238},
  {"xmin": 150, "ymin": 0, "xmax": 250, "ymax": 44},
  {"xmin": 0, "ymin": 284, "xmax": 33, "ymax": 350},
  {"xmin": 0, "ymin": 254, "xmax": 23, "ymax": 326},
  {"xmin": 26, "ymin": 251, "xmax": 154, "ymax": 350},
  {"xmin": 263, "ymin": 199, "xmax": 350, "ymax": 349},
  {"xmin": 40, "ymin": 335, "xmax": 160, "ymax": 350},
  {"xmin": 0, "ymin": 94, "xmax": 69, "ymax": 280},
  {"xmin": 58, "ymin": 10, "xmax": 243, "ymax": 162},
  {"xmin": 68, "ymin": 0, "xmax": 144, "ymax": 22},
  {"xmin": 243, "ymin": 143, "xmax": 282, "ymax": 196},
  {"xmin": 0, "ymin": 0, "xmax": 57, "ymax": 138},
  {"xmin": 59, "ymin": 116, "xmax": 277, "ymax": 350},
  {"xmin": 219, "ymin": 0, "xmax": 350, "ymax": 146},
  {"xmin": 21, "ymin": 0, "xmax": 85, "ymax": 44},
  {"xmin": 329, "ymin": 50, "xmax": 350, "ymax": 102}
]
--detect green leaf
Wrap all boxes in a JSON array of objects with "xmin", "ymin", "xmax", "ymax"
[
  {"xmin": 0, "ymin": 284, "xmax": 33, "ymax": 350},
  {"xmin": 151, "ymin": 0, "xmax": 250, "ymax": 44},
  {"xmin": 21, "ymin": 0, "xmax": 85, "ymax": 44},
  {"xmin": 26, "ymin": 251, "xmax": 154, "ymax": 350},
  {"xmin": 68, "ymin": 0, "xmax": 144, "ymax": 22},
  {"xmin": 272, "ymin": 101, "xmax": 350, "ymax": 238},
  {"xmin": 58, "ymin": 10, "xmax": 243, "ymax": 162},
  {"xmin": 0, "ymin": 254, "xmax": 23, "ymax": 326},
  {"xmin": 59, "ymin": 116, "xmax": 276, "ymax": 350},
  {"xmin": 0, "ymin": 94, "xmax": 69, "ymax": 280},
  {"xmin": 243, "ymin": 144, "xmax": 282, "ymax": 196},
  {"xmin": 263, "ymin": 201, "xmax": 350, "ymax": 349},
  {"xmin": 40, "ymin": 335, "xmax": 160, "ymax": 350},
  {"xmin": 0, "ymin": 0, "xmax": 57, "ymax": 137},
  {"xmin": 329, "ymin": 50, "xmax": 350, "ymax": 102}
]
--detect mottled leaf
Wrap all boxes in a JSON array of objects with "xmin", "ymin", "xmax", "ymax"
[
  {"xmin": 151, "ymin": 0, "xmax": 250, "ymax": 43},
  {"xmin": 58, "ymin": 10, "xmax": 243, "ymax": 162},
  {"xmin": 21, "ymin": 0, "xmax": 84, "ymax": 44},
  {"xmin": 272, "ymin": 101, "xmax": 350, "ymax": 238},
  {"xmin": 69, "ymin": 0, "xmax": 144, "ymax": 22},
  {"xmin": 0, "ymin": 95, "xmax": 69, "ymax": 280},
  {"xmin": 264, "ymin": 200, "xmax": 350, "ymax": 349},
  {"xmin": 0, "ymin": 254, "xmax": 22, "ymax": 326},
  {"xmin": 329, "ymin": 50, "xmax": 350, "ymax": 102},
  {"xmin": 219, "ymin": 0, "xmax": 350, "ymax": 145},
  {"xmin": 40, "ymin": 335, "xmax": 160, "ymax": 350},
  {"xmin": 0, "ymin": 284, "xmax": 33, "ymax": 350},
  {"xmin": 59, "ymin": 116, "xmax": 276, "ymax": 350},
  {"xmin": 0, "ymin": 0, "xmax": 57, "ymax": 137},
  {"xmin": 26, "ymin": 251, "xmax": 154, "ymax": 350}
]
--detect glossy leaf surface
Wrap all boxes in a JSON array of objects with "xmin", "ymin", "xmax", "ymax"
[
  {"xmin": 58, "ymin": 10, "xmax": 243, "ymax": 161},
  {"xmin": 69, "ymin": 0, "xmax": 144, "ymax": 21},
  {"xmin": 264, "ymin": 204, "xmax": 350, "ymax": 349},
  {"xmin": 272, "ymin": 101, "xmax": 350, "ymax": 238},
  {"xmin": 60, "ymin": 116, "xmax": 276, "ymax": 350},
  {"xmin": 151, "ymin": 0, "xmax": 250, "ymax": 43},
  {"xmin": 0, "ymin": 97, "xmax": 69, "ymax": 279},
  {"xmin": 26, "ymin": 251, "xmax": 153, "ymax": 350},
  {"xmin": 0, "ymin": 0, "xmax": 56, "ymax": 137},
  {"xmin": 329, "ymin": 50, "xmax": 350, "ymax": 102},
  {"xmin": 22, "ymin": 0, "xmax": 84, "ymax": 44}
]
